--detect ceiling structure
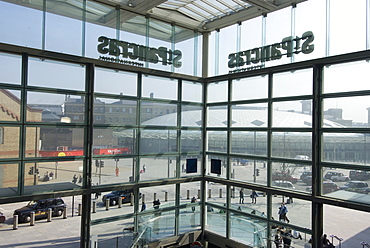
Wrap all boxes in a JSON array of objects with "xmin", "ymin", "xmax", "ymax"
[
  {"xmin": 4, "ymin": 0, "xmax": 307, "ymax": 42},
  {"xmin": 106, "ymin": 0, "xmax": 307, "ymax": 32}
]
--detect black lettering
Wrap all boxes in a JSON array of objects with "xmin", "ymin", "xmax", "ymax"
[
  {"xmin": 301, "ymin": 31, "xmax": 314, "ymax": 54},
  {"xmin": 271, "ymin": 43, "xmax": 282, "ymax": 60},
  {"xmin": 173, "ymin": 50, "xmax": 182, "ymax": 68},
  {"xmin": 119, "ymin": 41, "xmax": 129, "ymax": 58},
  {"xmin": 251, "ymin": 48, "xmax": 260, "ymax": 64},
  {"xmin": 281, "ymin": 36, "xmax": 294, "ymax": 57},
  {"xmin": 128, "ymin": 43, "xmax": 139, "ymax": 59},
  {"xmin": 149, "ymin": 48, "xmax": 159, "ymax": 63},
  {"xmin": 228, "ymin": 53, "xmax": 236, "ymax": 68},
  {"xmin": 261, "ymin": 45, "xmax": 271, "ymax": 62},
  {"xmin": 97, "ymin": 36, "xmax": 109, "ymax": 54},
  {"xmin": 108, "ymin": 39, "xmax": 120, "ymax": 56},
  {"xmin": 236, "ymin": 52, "xmax": 245, "ymax": 67}
]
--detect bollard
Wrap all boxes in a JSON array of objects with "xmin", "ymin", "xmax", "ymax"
[
  {"xmin": 219, "ymin": 188, "xmax": 222, "ymax": 198},
  {"xmin": 231, "ymin": 188, "xmax": 235, "ymax": 198},
  {"xmin": 92, "ymin": 201, "xmax": 96, "ymax": 213},
  {"xmin": 208, "ymin": 189, "xmax": 211, "ymax": 198},
  {"xmin": 106, "ymin": 199, "xmax": 110, "ymax": 210},
  {"xmin": 78, "ymin": 203, "xmax": 82, "ymax": 216},
  {"xmin": 30, "ymin": 212, "xmax": 35, "ymax": 226},
  {"xmin": 187, "ymin": 190, "xmax": 190, "ymax": 199},
  {"xmin": 198, "ymin": 189, "xmax": 200, "ymax": 199},
  {"xmin": 63, "ymin": 206, "xmax": 67, "ymax": 219},
  {"xmin": 13, "ymin": 215, "xmax": 18, "ymax": 230},
  {"xmin": 130, "ymin": 193, "xmax": 134, "ymax": 206},
  {"xmin": 47, "ymin": 208, "xmax": 52, "ymax": 222},
  {"xmin": 142, "ymin": 194, "xmax": 145, "ymax": 203},
  {"xmin": 154, "ymin": 193, "xmax": 157, "ymax": 201},
  {"xmin": 165, "ymin": 191, "xmax": 168, "ymax": 202},
  {"xmin": 118, "ymin": 197, "xmax": 122, "ymax": 208}
]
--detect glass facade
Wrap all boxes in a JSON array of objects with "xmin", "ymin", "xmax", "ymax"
[{"xmin": 1, "ymin": 0, "xmax": 370, "ymax": 248}]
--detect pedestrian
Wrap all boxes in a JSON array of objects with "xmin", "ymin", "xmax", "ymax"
[
  {"xmin": 141, "ymin": 202, "xmax": 146, "ymax": 212},
  {"xmin": 49, "ymin": 171, "xmax": 54, "ymax": 180},
  {"xmin": 191, "ymin": 196, "xmax": 197, "ymax": 212},
  {"xmin": 153, "ymin": 199, "xmax": 160, "ymax": 209},
  {"xmin": 322, "ymin": 234, "xmax": 335, "ymax": 248},
  {"xmin": 72, "ymin": 174, "xmax": 78, "ymax": 183},
  {"xmin": 239, "ymin": 188, "xmax": 244, "ymax": 204},
  {"xmin": 278, "ymin": 202, "xmax": 290, "ymax": 223},
  {"xmin": 250, "ymin": 190, "xmax": 258, "ymax": 204},
  {"xmin": 78, "ymin": 174, "xmax": 82, "ymax": 183}
]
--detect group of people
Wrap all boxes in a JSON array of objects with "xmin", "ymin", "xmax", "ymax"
[
  {"xmin": 239, "ymin": 189, "xmax": 259, "ymax": 204},
  {"xmin": 72, "ymin": 174, "xmax": 82, "ymax": 184},
  {"xmin": 273, "ymin": 226, "xmax": 303, "ymax": 248},
  {"xmin": 42, "ymin": 171, "xmax": 54, "ymax": 182}
]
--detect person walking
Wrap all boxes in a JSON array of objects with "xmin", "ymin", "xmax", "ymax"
[
  {"xmin": 251, "ymin": 190, "xmax": 258, "ymax": 204},
  {"xmin": 278, "ymin": 202, "xmax": 290, "ymax": 223},
  {"xmin": 191, "ymin": 196, "xmax": 197, "ymax": 212},
  {"xmin": 141, "ymin": 202, "xmax": 146, "ymax": 212},
  {"xmin": 239, "ymin": 188, "xmax": 244, "ymax": 204}
]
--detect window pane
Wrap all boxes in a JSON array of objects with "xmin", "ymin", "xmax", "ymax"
[
  {"xmin": 31, "ymin": 127, "xmax": 84, "ymax": 158},
  {"xmin": 322, "ymin": 133, "xmax": 370, "ymax": 166},
  {"xmin": 0, "ymin": 127, "xmax": 20, "ymax": 159},
  {"xmin": 231, "ymin": 159, "xmax": 267, "ymax": 186},
  {"xmin": 24, "ymin": 161, "xmax": 83, "ymax": 194},
  {"xmin": 142, "ymin": 75, "xmax": 178, "ymax": 100},
  {"xmin": 232, "ymin": 76, "xmax": 268, "ymax": 101},
  {"xmin": 272, "ymin": 101, "xmax": 313, "ymax": 128},
  {"xmin": 207, "ymin": 131, "xmax": 227, "ymax": 153},
  {"xmin": 28, "ymin": 58, "xmax": 85, "ymax": 91},
  {"xmin": 95, "ymin": 97, "xmax": 137, "ymax": 126},
  {"xmin": 91, "ymin": 158, "xmax": 134, "ymax": 186},
  {"xmin": 182, "ymin": 81, "xmax": 202, "ymax": 102},
  {"xmin": 0, "ymin": 89, "xmax": 21, "ymax": 122},
  {"xmin": 140, "ymin": 102, "xmax": 177, "ymax": 126},
  {"xmin": 95, "ymin": 68, "xmax": 137, "ymax": 96},
  {"xmin": 323, "ymin": 96, "xmax": 370, "ymax": 127},
  {"xmin": 273, "ymin": 69, "xmax": 313, "ymax": 97},
  {"xmin": 207, "ymin": 106, "xmax": 227, "ymax": 127},
  {"xmin": 272, "ymin": 132, "xmax": 312, "ymax": 159},
  {"xmin": 230, "ymin": 214, "xmax": 267, "ymax": 247},
  {"xmin": 45, "ymin": 1, "xmax": 83, "ymax": 56},
  {"xmin": 140, "ymin": 130, "xmax": 177, "ymax": 154},
  {"xmin": 139, "ymin": 156, "xmax": 176, "ymax": 180},
  {"xmin": 231, "ymin": 131, "xmax": 267, "ymax": 156},
  {"xmin": 208, "ymin": 81, "xmax": 228, "ymax": 103},
  {"xmin": 231, "ymin": 104, "xmax": 268, "ymax": 128},
  {"xmin": 180, "ymin": 131, "xmax": 201, "ymax": 154},
  {"xmin": 0, "ymin": 52, "xmax": 22, "ymax": 85},
  {"xmin": 323, "ymin": 60, "xmax": 370, "ymax": 94},
  {"xmin": 27, "ymin": 91, "xmax": 66, "ymax": 123},
  {"xmin": 181, "ymin": 105, "xmax": 202, "ymax": 127},
  {"xmin": 0, "ymin": 163, "xmax": 19, "ymax": 197}
]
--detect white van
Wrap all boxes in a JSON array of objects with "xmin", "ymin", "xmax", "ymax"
[{"xmin": 294, "ymin": 155, "xmax": 309, "ymax": 160}]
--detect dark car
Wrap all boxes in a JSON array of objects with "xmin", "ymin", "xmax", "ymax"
[
  {"xmin": 13, "ymin": 198, "xmax": 66, "ymax": 223},
  {"xmin": 306, "ymin": 181, "xmax": 339, "ymax": 194},
  {"xmin": 102, "ymin": 189, "xmax": 141, "ymax": 206},
  {"xmin": 349, "ymin": 170, "xmax": 370, "ymax": 181},
  {"xmin": 272, "ymin": 172, "xmax": 298, "ymax": 184},
  {"xmin": 300, "ymin": 171, "xmax": 312, "ymax": 180},
  {"xmin": 339, "ymin": 181, "xmax": 370, "ymax": 194}
]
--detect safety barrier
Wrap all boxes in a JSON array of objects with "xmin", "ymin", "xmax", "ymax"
[{"xmin": 329, "ymin": 234, "xmax": 343, "ymax": 248}]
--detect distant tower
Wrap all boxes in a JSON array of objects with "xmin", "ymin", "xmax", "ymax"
[{"xmin": 300, "ymin": 100, "xmax": 312, "ymax": 115}]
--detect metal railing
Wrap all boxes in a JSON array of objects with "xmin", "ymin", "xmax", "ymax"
[
  {"xmin": 330, "ymin": 234, "xmax": 343, "ymax": 248},
  {"xmin": 361, "ymin": 241, "xmax": 370, "ymax": 248}
]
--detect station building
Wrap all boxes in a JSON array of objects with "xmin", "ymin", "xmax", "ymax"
[{"xmin": 1, "ymin": 0, "xmax": 370, "ymax": 247}]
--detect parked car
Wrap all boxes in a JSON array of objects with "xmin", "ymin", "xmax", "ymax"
[
  {"xmin": 272, "ymin": 180, "xmax": 296, "ymax": 189},
  {"xmin": 349, "ymin": 170, "xmax": 370, "ymax": 181},
  {"xmin": 102, "ymin": 189, "xmax": 141, "ymax": 206},
  {"xmin": 306, "ymin": 181, "xmax": 339, "ymax": 194},
  {"xmin": 339, "ymin": 181, "xmax": 370, "ymax": 194},
  {"xmin": 13, "ymin": 198, "xmax": 66, "ymax": 223},
  {"xmin": 272, "ymin": 172, "xmax": 298, "ymax": 184},
  {"xmin": 324, "ymin": 171, "xmax": 350, "ymax": 182},
  {"xmin": 300, "ymin": 171, "xmax": 312, "ymax": 180}
]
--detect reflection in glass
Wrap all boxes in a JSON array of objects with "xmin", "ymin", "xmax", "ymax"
[
  {"xmin": 205, "ymin": 206, "xmax": 226, "ymax": 236},
  {"xmin": 230, "ymin": 214, "xmax": 267, "ymax": 247},
  {"xmin": 94, "ymin": 98, "xmax": 137, "ymax": 125}
]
